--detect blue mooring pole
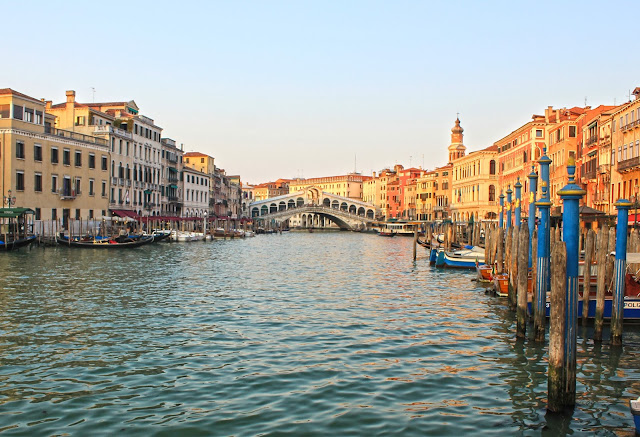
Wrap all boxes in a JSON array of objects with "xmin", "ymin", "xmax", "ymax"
[
  {"xmin": 499, "ymin": 191, "xmax": 504, "ymax": 229},
  {"xmin": 558, "ymin": 157, "xmax": 586, "ymax": 407},
  {"xmin": 534, "ymin": 148, "xmax": 552, "ymax": 343},
  {"xmin": 612, "ymin": 199, "xmax": 632, "ymax": 346},
  {"xmin": 528, "ymin": 166, "xmax": 538, "ymax": 269},
  {"xmin": 506, "ymin": 186, "xmax": 513, "ymax": 229},
  {"xmin": 514, "ymin": 178, "xmax": 522, "ymax": 228}
]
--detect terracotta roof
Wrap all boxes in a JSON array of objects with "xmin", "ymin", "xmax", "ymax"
[
  {"xmin": 0, "ymin": 88, "xmax": 45, "ymax": 104},
  {"xmin": 483, "ymin": 144, "xmax": 499, "ymax": 152}
]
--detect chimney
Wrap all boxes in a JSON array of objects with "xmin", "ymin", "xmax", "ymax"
[
  {"xmin": 45, "ymin": 100, "xmax": 52, "ymax": 109},
  {"xmin": 66, "ymin": 90, "xmax": 75, "ymax": 104}
]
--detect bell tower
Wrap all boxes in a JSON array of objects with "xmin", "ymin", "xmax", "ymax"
[{"xmin": 448, "ymin": 116, "xmax": 466, "ymax": 163}]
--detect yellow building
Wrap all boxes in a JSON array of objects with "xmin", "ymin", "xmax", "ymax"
[
  {"xmin": 1, "ymin": 88, "xmax": 109, "ymax": 227},
  {"xmin": 610, "ymin": 89, "xmax": 640, "ymax": 216},
  {"xmin": 450, "ymin": 145, "xmax": 499, "ymax": 222},
  {"xmin": 414, "ymin": 171, "xmax": 436, "ymax": 221},
  {"xmin": 288, "ymin": 173, "xmax": 368, "ymax": 200}
]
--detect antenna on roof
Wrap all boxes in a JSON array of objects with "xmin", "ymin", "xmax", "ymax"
[
  {"xmin": 354, "ymin": 153, "xmax": 357, "ymax": 173},
  {"xmin": 409, "ymin": 155, "xmax": 412, "ymax": 167},
  {"xmin": 91, "ymin": 87, "xmax": 96, "ymax": 103},
  {"xmin": 584, "ymin": 96, "xmax": 587, "ymax": 106}
]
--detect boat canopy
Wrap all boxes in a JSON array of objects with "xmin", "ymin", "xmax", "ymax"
[{"xmin": 0, "ymin": 208, "xmax": 35, "ymax": 218}]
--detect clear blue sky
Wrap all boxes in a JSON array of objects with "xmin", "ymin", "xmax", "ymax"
[{"xmin": 3, "ymin": 1, "xmax": 639, "ymax": 183}]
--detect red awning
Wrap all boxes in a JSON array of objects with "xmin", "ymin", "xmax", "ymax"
[
  {"xmin": 628, "ymin": 214, "xmax": 640, "ymax": 225},
  {"xmin": 110, "ymin": 209, "xmax": 140, "ymax": 220}
]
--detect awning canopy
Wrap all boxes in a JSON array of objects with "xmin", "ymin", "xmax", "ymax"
[
  {"xmin": 0, "ymin": 208, "xmax": 35, "ymax": 219},
  {"xmin": 110, "ymin": 209, "xmax": 141, "ymax": 220},
  {"xmin": 169, "ymin": 184, "xmax": 178, "ymax": 189},
  {"xmin": 580, "ymin": 205, "xmax": 605, "ymax": 216}
]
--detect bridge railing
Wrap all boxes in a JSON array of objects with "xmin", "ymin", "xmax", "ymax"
[{"xmin": 255, "ymin": 204, "xmax": 375, "ymax": 221}]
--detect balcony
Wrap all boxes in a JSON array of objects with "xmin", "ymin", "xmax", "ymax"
[
  {"xmin": 598, "ymin": 164, "xmax": 610, "ymax": 174},
  {"xmin": 48, "ymin": 128, "xmax": 108, "ymax": 147},
  {"xmin": 60, "ymin": 189, "xmax": 76, "ymax": 200},
  {"xmin": 583, "ymin": 169, "xmax": 597, "ymax": 180},
  {"xmin": 586, "ymin": 135, "xmax": 598, "ymax": 146},
  {"xmin": 111, "ymin": 177, "xmax": 118, "ymax": 186},
  {"xmin": 618, "ymin": 156, "xmax": 640, "ymax": 172},
  {"xmin": 93, "ymin": 125, "xmax": 133, "ymax": 140}
]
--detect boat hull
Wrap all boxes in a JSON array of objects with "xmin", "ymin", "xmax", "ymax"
[
  {"xmin": 0, "ymin": 235, "xmax": 37, "ymax": 251},
  {"xmin": 57, "ymin": 235, "xmax": 154, "ymax": 248}
]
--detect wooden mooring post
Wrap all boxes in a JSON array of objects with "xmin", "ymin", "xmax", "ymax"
[
  {"xmin": 516, "ymin": 225, "xmax": 529, "ymax": 338},
  {"xmin": 413, "ymin": 228, "xmax": 418, "ymax": 261},
  {"xmin": 557, "ymin": 158, "xmax": 585, "ymax": 408},
  {"xmin": 593, "ymin": 224, "xmax": 609, "ymax": 341},
  {"xmin": 509, "ymin": 225, "xmax": 519, "ymax": 311},
  {"xmin": 548, "ymin": 241, "xmax": 567, "ymax": 413},
  {"xmin": 496, "ymin": 228, "xmax": 505, "ymax": 274},
  {"xmin": 581, "ymin": 229, "xmax": 595, "ymax": 326},
  {"xmin": 612, "ymin": 199, "xmax": 632, "ymax": 346}
]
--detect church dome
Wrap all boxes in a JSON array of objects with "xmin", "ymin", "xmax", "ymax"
[{"xmin": 451, "ymin": 117, "xmax": 464, "ymax": 134}]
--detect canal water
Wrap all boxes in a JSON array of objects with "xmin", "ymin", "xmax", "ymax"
[{"xmin": 0, "ymin": 232, "xmax": 639, "ymax": 436}]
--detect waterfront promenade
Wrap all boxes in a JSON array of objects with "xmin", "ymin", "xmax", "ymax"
[{"xmin": 1, "ymin": 233, "xmax": 638, "ymax": 435}]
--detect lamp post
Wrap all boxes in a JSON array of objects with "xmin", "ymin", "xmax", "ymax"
[{"xmin": 3, "ymin": 189, "xmax": 16, "ymax": 207}]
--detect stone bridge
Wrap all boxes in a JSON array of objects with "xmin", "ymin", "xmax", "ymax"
[{"xmin": 249, "ymin": 188, "xmax": 378, "ymax": 231}]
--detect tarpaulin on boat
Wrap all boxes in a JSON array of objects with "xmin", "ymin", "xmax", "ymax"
[
  {"xmin": 0, "ymin": 208, "xmax": 35, "ymax": 218},
  {"xmin": 110, "ymin": 209, "xmax": 141, "ymax": 220}
]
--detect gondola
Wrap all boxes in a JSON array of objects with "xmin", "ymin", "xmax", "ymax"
[
  {"xmin": 0, "ymin": 235, "xmax": 37, "ymax": 251},
  {"xmin": 57, "ymin": 233, "xmax": 154, "ymax": 248}
]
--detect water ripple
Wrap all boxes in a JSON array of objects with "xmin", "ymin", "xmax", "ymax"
[{"xmin": 0, "ymin": 233, "xmax": 639, "ymax": 436}]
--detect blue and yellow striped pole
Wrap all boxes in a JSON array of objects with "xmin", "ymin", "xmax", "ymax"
[
  {"xmin": 558, "ymin": 156, "xmax": 586, "ymax": 407},
  {"xmin": 514, "ymin": 178, "xmax": 522, "ymax": 228},
  {"xmin": 612, "ymin": 199, "xmax": 632, "ymax": 346},
  {"xmin": 528, "ymin": 166, "xmax": 538, "ymax": 269},
  {"xmin": 534, "ymin": 149, "xmax": 552, "ymax": 343},
  {"xmin": 499, "ymin": 191, "xmax": 504, "ymax": 229},
  {"xmin": 506, "ymin": 186, "xmax": 513, "ymax": 229}
]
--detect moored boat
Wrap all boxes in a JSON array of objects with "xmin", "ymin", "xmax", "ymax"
[
  {"xmin": 57, "ymin": 233, "xmax": 154, "ymax": 248},
  {"xmin": 378, "ymin": 231, "xmax": 396, "ymax": 237},
  {"xmin": 441, "ymin": 245, "xmax": 485, "ymax": 269},
  {"xmin": 0, "ymin": 208, "xmax": 37, "ymax": 251}
]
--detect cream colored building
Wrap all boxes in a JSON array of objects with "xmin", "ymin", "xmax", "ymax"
[
  {"xmin": 450, "ymin": 145, "xmax": 499, "ymax": 222},
  {"xmin": 288, "ymin": 173, "xmax": 368, "ymax": 200},
  {"xmin": 415, "ymin": 171, "xmax": 436, "ymax": 221},
  {"xmin": 1, "ymin": 88, "xmax": 109, "ymax": 227}
]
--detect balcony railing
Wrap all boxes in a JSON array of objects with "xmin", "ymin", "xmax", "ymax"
[
  {"xmin": 583, "ymin": 169, "xmax": 597, "ymax": 180},
  {"xmin": 48, "ymin": 128, "xmax": 108, "ymax": 147},
  {"xmin": 586, "ymin": 135, "xmax": 599, "ymax": 146},
  {"xmin": 618, "ymin": 156, "xmax": 640, "ymax": 172},
  {"xmin": 93, "ymin": 125, "xmax": 133, "ymax": 139}
]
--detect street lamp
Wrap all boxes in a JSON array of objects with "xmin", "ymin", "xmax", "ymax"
[{"xmin": 3, "ymin": 189, "xmax": 16, "ymax": 207}]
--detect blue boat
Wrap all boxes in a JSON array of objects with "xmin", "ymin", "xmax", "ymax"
[
  {"xmin": 630, "ymin": 397, "xmax": 640, "ymax": 434},
  {"xmin": 440, "ymin": 245, "xmax": 486, "ymax": 269},
  {"xmin": 526, "ymin": 294, "xmax": 640, "ymax": 320}
]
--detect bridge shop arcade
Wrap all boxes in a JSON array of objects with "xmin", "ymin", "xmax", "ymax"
[{"xmin": 248, "ymin": 187, "xmax": 378, "ymax": 231}]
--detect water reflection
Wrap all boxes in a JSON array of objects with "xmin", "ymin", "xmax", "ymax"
[{"xmin": 0, "ymin": 234, "xmax": 638, "ymax": 435}]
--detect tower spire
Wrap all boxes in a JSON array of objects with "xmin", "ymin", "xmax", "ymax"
[{"xmin": 448, "ymin": 115, "xmax": 466, "ymax": 163}]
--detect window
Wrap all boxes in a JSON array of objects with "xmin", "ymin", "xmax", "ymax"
[
  {"xmin": 75, "ymin": 209, "xmax": 81, "ymax": 220},
  {"xmin": 89, "ymin": 179, "xmax": 95, "ymax": 196},
  {"xmin": 16, "ymin": 140, "xmax": 25, "ymax": 159},
  {"xmin": 51, "ymin": 147, "xmax": 59, "ymax": 164},
  {"xmin": 101, "ymin": 155, "xmax": 108, "ymax": 171},
  {"xmin": 34, "ymin": 173, "xmax": 42, "ymax": 192},
  {"xmin": 536, "ymin": 129, "xmax": 543, "ymax": 138},
  {"xmin": 35, "ymin": 208, "xmax": 41, "ymax": 220},
  {"xmin": 52, "ymin": 209, "xmax": 57, "ymax": 221},
  {"xmin": 102, "ymin": 181, "xmax": 107, "ymax": 197},
  {"xmin": 75, "ymin": 151, "xmax": 82, "ymax": 167},
  {"xmin": 0, "ymin": 104, "xmax": 9, "ymax": 118},
  {"xmin": 89, "ymin": 153, "xmax": 95, "ymax": 169},
  {"xmin": 51, "ymin": 175, "xmax": 58, "ymax": 192},
  {"xmin": 489, "ymin": 160, "xmax": 496, "ymax": 175},
  {"xmin": 201, "ymin": 158, "xmax": 205, "ymax": 163},
  {"xmin": 13, "ymin": 105, "xmax": 23, "ymax": 120},
  {"xmin": 35, "ymin": 111, "xmax": 42, "ymax": 125},
  {"xmin": 63, "ymin": 149, "xmax": 71, "ymax": 165},
  {"xmin": 34, "ymin": 144, "xmax": 42, "ymax": 161},
  {"xmin": 89, "ymin": 210, "xmax": 94, "ymax": 219},
  {"xmin": 569, "ymin": 126, "xmax": 577, "ymax": 137},
  {"xmin": 75, "ymin": 116, "xmax": 85, "ymax": 126},
  {"xmin": 16, "ymin": 171, "xmax": 24, "ymax": 191},
  {"xmin": 75, "ymin": 178, "xmax": 81, "ymax": 195},
  {"xmin": 24, "ymin": 108, "xmax": 33, "ymax": 123}
]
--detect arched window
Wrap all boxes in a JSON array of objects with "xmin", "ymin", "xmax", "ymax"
[
  {"xmin": 489, "ymin": 185, "xmax": 496, "ymax": 202},
  {"xmin": 489, "ymin": 160, "xmax": 496, "ymax": 175}
]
